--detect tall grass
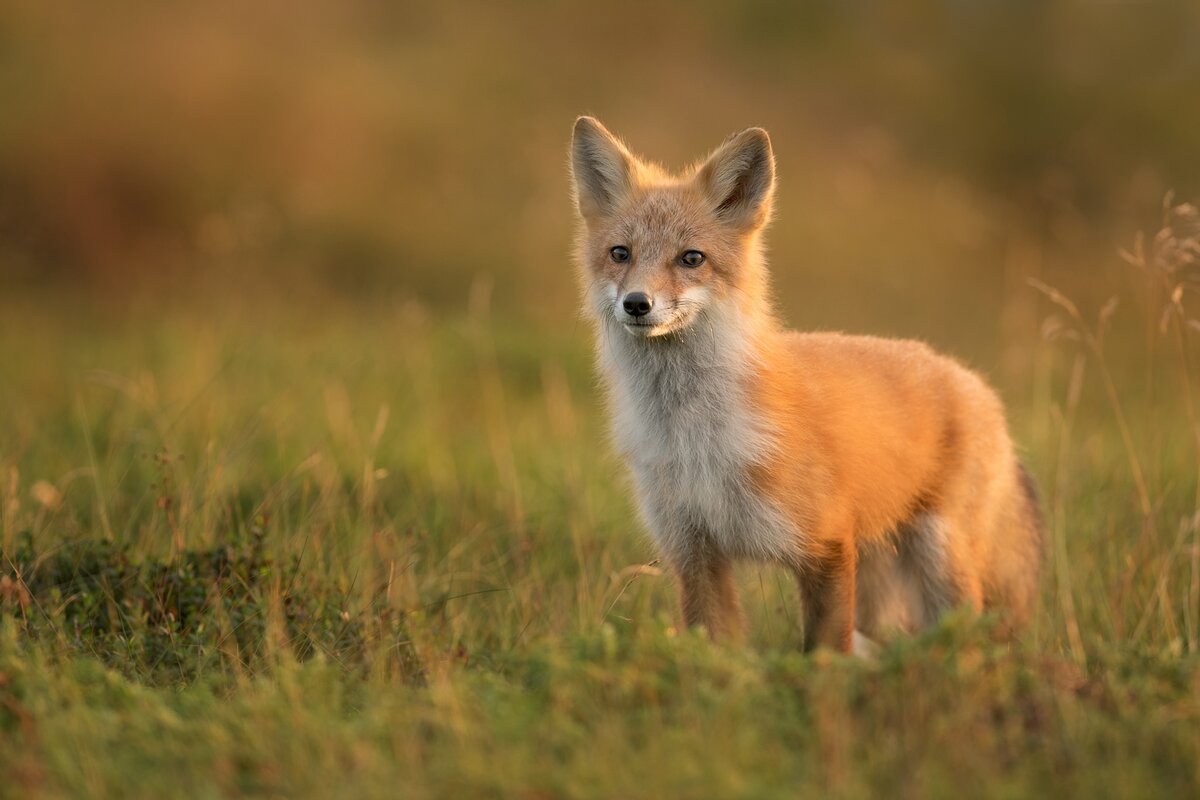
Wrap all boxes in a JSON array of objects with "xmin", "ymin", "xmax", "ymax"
[
  {"xmin": 1029, "ymin": 198, "xmax": 1200, "ymax": 662},
  {"xmin": 1, "ymin": 203, "xmax": 1199, "ymax": 795}
]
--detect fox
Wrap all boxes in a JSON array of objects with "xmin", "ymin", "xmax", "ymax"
[{"xmin": 569, "ymin": 116, "xmax": 1044, "ymax": 654}]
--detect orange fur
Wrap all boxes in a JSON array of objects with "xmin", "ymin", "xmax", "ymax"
[{"xmin": 570, "ymin": 117, "xmax": 1043, "ymax": 653}]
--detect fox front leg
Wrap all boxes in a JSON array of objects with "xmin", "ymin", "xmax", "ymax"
[
  {"xmin": 794, "ymin": 541, "xmax": 857, "ymax": 654},
  {"xmin": 673, "ymin": 550, "xmax": 745, "ymax": 642}
]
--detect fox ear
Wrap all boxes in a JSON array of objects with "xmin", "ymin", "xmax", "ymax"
[
  {"xmin": 571, "ymin": 116, "xmax": 636, "ymax": 222},
  {"xmin": 696, "ymin": 128, "xmax": 775, "ymax": 231}
]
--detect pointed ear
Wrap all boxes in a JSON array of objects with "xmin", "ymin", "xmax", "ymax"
[
  {"xmin": 571, "ymin": 116, "xmax": 636, "ymax": 222},
  {"xmin": 696, "ymin": 128, "xmax": 775, "ymax": 231}
]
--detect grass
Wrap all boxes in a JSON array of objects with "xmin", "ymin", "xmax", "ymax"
[{"xmin": 2, "ymin": 206, "xmax": 1200, "ymax": 797}]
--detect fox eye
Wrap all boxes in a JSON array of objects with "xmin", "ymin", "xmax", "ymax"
[
  {"xmin": 610, "ymin": 246, "xmax": 630, "ymax": 263},
  {"xmin": 679, "ymin": 250, "xmax": 705, "ymax": 268}
]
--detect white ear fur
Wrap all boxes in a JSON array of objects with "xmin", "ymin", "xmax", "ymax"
[
  {"xmin": 570, "ymin": 116, "xmax": 636, "ymax": 222},
  {"xmin": 696, "ymin": 128, "xmax": 775, "ymax": 231}
]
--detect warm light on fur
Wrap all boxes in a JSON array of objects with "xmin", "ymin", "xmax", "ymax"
[{"xmin": 570, "ymin": 116, "xmax": 1044, "ymax": 653}]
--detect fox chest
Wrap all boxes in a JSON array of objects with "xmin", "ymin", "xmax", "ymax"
[{"xmin": 609, "ymin": 370, "xmax": 794, "ymax": 560}]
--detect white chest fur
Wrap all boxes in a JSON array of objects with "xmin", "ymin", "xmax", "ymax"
[{"xmin": 597, "ymin": 313, "xmax": 797, "ymax": 562}]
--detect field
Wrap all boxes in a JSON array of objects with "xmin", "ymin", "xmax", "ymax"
[
  {"xmin": 3, "ymin": 2, "xmax": 1200, "ymax": 798},
  {"xmin": 4, "ymin": 226, "xmax": 1200, "ymax": 796}
]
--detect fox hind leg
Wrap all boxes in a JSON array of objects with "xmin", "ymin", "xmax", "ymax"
[
  {"xmin": 855, "ymin": 540, "xmax": 923, "ymax": 637},
  {"xmin": 900, "ymin": 511, "xmax": 983, "ymax": 626}
]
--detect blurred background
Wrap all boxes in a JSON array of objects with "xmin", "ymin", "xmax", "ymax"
[{"xmin": 4, "ymin": 1, "xmax": 1199, "ymax": 352}]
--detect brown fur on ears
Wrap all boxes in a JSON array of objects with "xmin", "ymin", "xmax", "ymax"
[
  {"xmin": 571, "ymin": 116, "xmax": 638, "ymax": 222},
  {"xmin": 695, "ymin": 128, "xmax": 775, "ymax": 231}
]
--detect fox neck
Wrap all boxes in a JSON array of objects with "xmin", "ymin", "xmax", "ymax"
[{"xmin": 597, "ymin": 296, "xmax": 779, "ymax": 471}]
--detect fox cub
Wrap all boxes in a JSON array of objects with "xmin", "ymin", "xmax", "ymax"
[{"xmin": 569, "ymin": 117, "xmax": 1043, "ymax": 653}]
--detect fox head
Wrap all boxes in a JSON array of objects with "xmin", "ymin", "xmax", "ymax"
[{"xmin": 570, "ymin": 116, "xmax": 776, "ymax": 339}]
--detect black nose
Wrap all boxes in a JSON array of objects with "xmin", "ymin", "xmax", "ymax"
[{"xmin": 622, "ymin": 292, "xmax": 653, "ymax": 318}]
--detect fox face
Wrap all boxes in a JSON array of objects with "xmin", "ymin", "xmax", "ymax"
[{"xmin": 571, "ymin": 117, "xmax": 776, "ymax": 338}]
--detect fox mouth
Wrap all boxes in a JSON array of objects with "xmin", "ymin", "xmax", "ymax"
[
  {"xmin": 619, "ymin": 309, "xmax": 698, "ymax": 338},
  {"xmin": 621, "ymin": 320, "xmax": 663, "ymax": 337}
]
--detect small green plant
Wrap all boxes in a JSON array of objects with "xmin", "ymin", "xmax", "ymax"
[{"xmin": 2, "ymin": 528, "xmax": 418, "ymax": 684}]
